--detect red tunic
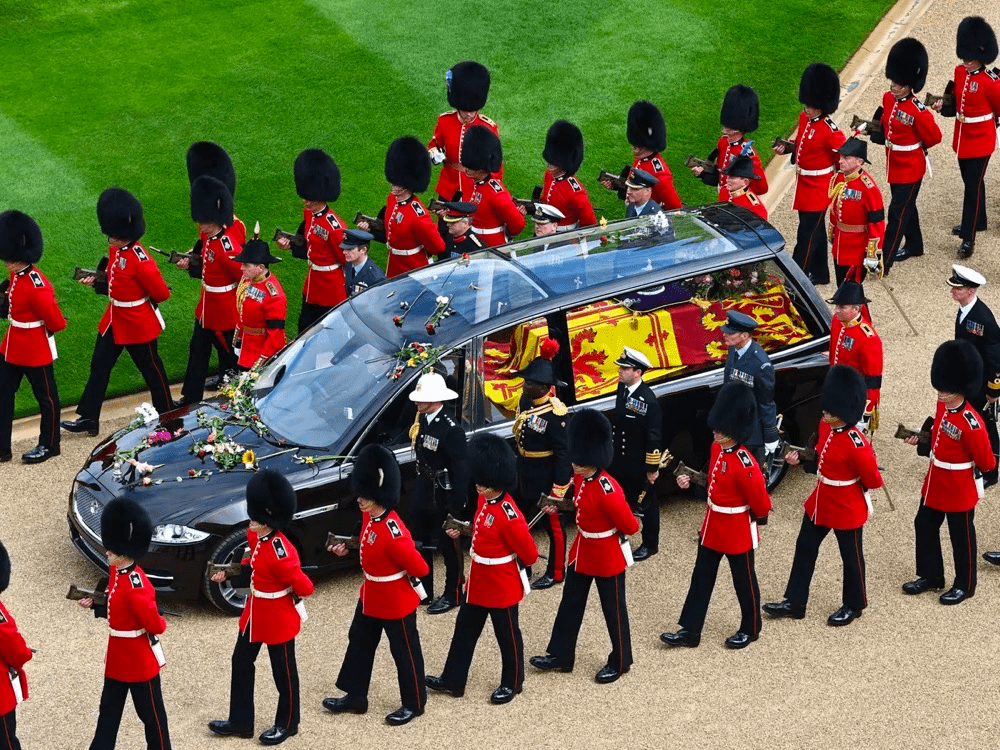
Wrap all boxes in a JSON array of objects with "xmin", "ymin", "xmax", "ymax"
[
  {"xmin": 921, "ymin": 400, "xmax": 996, "ymax": 512},
  {"xmin": 828, "ymin": 169, "xmax": 886, "ymax": 268},
  {"xmin": 465, "ymin": 492, "xmax": 539, "ymax": 609},
  {"xmin": 104, "ymin": 564, "xmax": 166, "ymax": 683},
  {"xmin": 239, "ymin": 530, "xmax": 314, "ymax": 644},
  {"xmin": 302, "ymin": 206, "xmax": 347, "ymax": 307},
  {"xmin": 830, "ymin": 314, "xmax": 883, "ymax": 410},
  {"xmin": 699, "ymin": 442, "xmax": 771, "ymax": 554},
  {"xmin": 235, "ymin": 273, "xmax": 286, "ymax": 369},
  {"xmin": 384, "ymin": 194, "xmax": 446, "ymax": 278},
  {"xmin": 464, "ymin": 177, "xmax": 526, "ymax": 246},
  {"xmin": 634, "ymin": 153, "xmax": 681, "ymax": 209},
  {"xmin": 710, "ymin": 137, "xmax": 769, "ymax": 202},
  {"xmin": 358, "ymin": 510, "xmax": 429, "ymax": 620},
  {"xmin": 428, "ymin": 111, "xmax": 502, "ymax": 199},
  {"xmin": 0, "ymin": 601, "xmax": 31, "ymax": 715},
  {"xmin": 567, "ymin": 470, "xmax": 640, "ymax": 577},
  {"xmin": 879, "ymin": 92, "xmax": 942, "ymax": 184},
  {"xmin": 194, "ymin": 227, "xmax": 242, "ymax": 331},
  {"xmin": 803, "ymin": 421, "xmax": 883, "ymax": 530},
  {"xmin": 791, "ymin": 113, "xmax": 846, "ymax": 212},
  {"xmin": 2, "ymin": 265, "xmax": 66, "ymax": 367},
  {"xmin": 728, "ymin": 188, "xmax": 768, "ymax": 219},
  {"xmin": 98, "ymin": 243, "xmax": 170, "ymax": 345},
  {"xmin": 950, "ymin": 65, "xmax": 1000, "ymax": 159},
  {"xmin": 541, "ymin": 172, "xmax": 597, "ymax": 229}
]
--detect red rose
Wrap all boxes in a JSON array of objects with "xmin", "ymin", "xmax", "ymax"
[
  {"xmin": 188, "ymin": 469, "xmax": 196, "ymax": 476},
  {"xmin": 730, "ymin": 269, "xmax": 741, "ymax": 278},
  {"xmin": 198, "ymin": 449, "xmax": 206, "ymax": 458},
  {"xmin": 426, "ymin": 323, "xmax": 436, "ymax": 335},
  {"xmin": 393, "ymin": 316, "xmax": 403, "ymax": 327}
]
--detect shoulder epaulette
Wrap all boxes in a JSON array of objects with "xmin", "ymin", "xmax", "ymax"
[
  {"xmin": 386, "ymin": 518, "xmax": 403, "ymax": 538},
  {"xmin": 29, "ymin": 270, "xmax": 44, "ymax": 288},
  {"xmin": 859, "ymin": 322, "xmax": 876, "ymax": 338},
  {"xmin": 567, "ymin": 177, "xmax": 582, "ymax": 191},
  {"xmin": 129, "ymin": 571, "xmax": 144, "ymax": 588},
  {"xmin": 412, "ymin": 202, "xmax": 426, "ymax": 217},
  {"xmin": 861, "ymin": 173, "xmax": 876, "ymax": 189},
  {"xmin": 265, "ymin": 281, "xmax": 278, "ymax": 297},
  {"xmin": 133, "ymin": 247, "xmax": 149, "ymax": 262},
  {"xmin": 550, "ymin": 396, "xmax": 568, "ymax": 416},
  {"xmin": 736, "ymin": 448, "xmax": 753, "ymax": 468},
  {"xmin": 272, "ymin": 536, "xmax": 288, "ymax": 558},
  {"xmin": 598, "ymin": 475, "xmax": 615, "ymax": 494},
  {"xmin": 479, "ymin": 114, "xmax": 497, "ymax": 127},
  {"xmin": 913, "ymin": 98, "xmax": 927, "ymax": 111},
  {"xmin": 488, "ymin": 179, "xmax": 504, "ymax": 193},
  {"xmin": 825, "ymin": 117, "xmax": 840, "ymax": 130},
  {"xmin": 848, "ymin": 429, "xmax": 865, "ymax": 448},
  {"xmin": 441, "ymin": 109, "xmax": 457, "ymax": 118},
  {"xmin": 963, "ymin": 410, "xmax": 982, "ymax": 430},
  {"xmin": 987, "ymin": 68, "xmax": 1000, "ymax": 81},
  {"xmin": 220, "ymin": 235, "xmax": 234, "ymax": 253},
  {"xmin": 325, "ymin": 213, "xmax": 342, "ymax": 230},
  {"xmin": 747, "ymin": 193, "xmax": 760, "ymax": 205},
  {"xmin": 650, "ymin": 156, "xmax": 664, "ymax": 171},
  {"xmin": 501, "ymin": 500, "xmax": 517, "ymax": 520},
  {"xmin": 0, "ymin": 609, "xmax": 6, "ymax": 624}
]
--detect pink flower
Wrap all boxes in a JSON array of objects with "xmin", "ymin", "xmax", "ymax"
[
  {"xmin": 142, "ymin": 477, "xmax": 152, "ymax": 486},
  {"xmin": 730, "ymin": 268, "xmax": 741, "ymax": 278},
  {"xmin": 188, "ymin": 469, "xmax": 196, "ymax": 476},
  {"xmin": 207, "ymin": 432, "xmax": 217, "ymax": 443}
]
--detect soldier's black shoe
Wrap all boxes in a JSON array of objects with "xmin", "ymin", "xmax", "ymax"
[
  {"xmin": 490, "ymin": 686, "xmax": 521, "ymax": 704},
  {"xmin": 322, "ymin": 695, "xmax": 368, "ymax": 714},
  {"xmin": 762, "ymin": 600, "xmax": 806, "ymax": 619},
  {"xmin": 385, "ymin": 707, "xmax": 423, "ymax": 726},
  {"xmin": 425, "ymin": 675, "xmax": 464, "ymax": 697},
  {"xmin": 901, "ymin": 577, "xmax": 945, "ymax": 595},
  {"xmin": 530, "ymin": 575, "xmax": 561, "ymax": 590},
  {"xmin": 983, "ymin": 551, "xmax": 1000, "ymax": 566},
  {"xmin": 21, "ymin": 444, "xmax": 59, "ymax": 464},
  {"xmin": 724, "ymin": 631, "xmax": 758, "ymax": 649},
  {"xmin": 208, "ymin": 720, "xmax": 254, "ymax": 738},
  {"xmin": 893, "ymin": 246, "xmax": 923, "ymax": 262},
  {"xmin": 939, "ymin": 586, "xmax": 973, "ymax": 605},
  {"xmin": 259, "ymin": 726, "xmax": 297, "ymax": 746},
  {"xmin": 0, "ymin": 451, "xmax": 12, "ymax": 463},
  {"xmin": 953, "ymin": 224, "xmax": 962, "ymax": 236},
  {"xmin": 529, "ymin": 654, "xmax": 570, "ymax": 672},
  {"xmin": 958, "ymin": 240, "xmax": 975, "ymax": 259},
  {"xmin": 983, "ymin": 473, "xmax": 998, "ymax": 490},
  {"xmin": 827, "ymin": 606, "xmax": 862, "ymax": 626},
  {"xmin": 595, "ymin": 664, "xmax": 629, "ymax": 684},
  {"xmin": 426, "ymin": 595, "xmax": 457, "ymax": 615},
  {"xmin": 659, "ymin": 628, "xmax": 701, "ymax": 647},
  {"xmin": 632, "ymin": 546, "xmax": 657, "ymax": 562},
  {"xmin": 61, "ymin": 418, "xmax": 99, "ymax": 436}
]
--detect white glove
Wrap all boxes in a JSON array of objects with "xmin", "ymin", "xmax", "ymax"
[
  {"xmin": 764, "ymin": 440, "xmax": 781, "ymax": 455},
  {"xmin": 429, "ymin": 147, "xmax": 446, "ymax": 165}
]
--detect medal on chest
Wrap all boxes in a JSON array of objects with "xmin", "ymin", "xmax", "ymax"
[
  {"xmin": 842, "ymin": 336, "xmax": 855, "ymax": 352},
  {"xmin": 971, "ymin": 81, "xmax": 979, "ymax": 93},
  {"xmin": 421, "ymin": 434, "xmax": 439, "ymax": 451},
  {"xmin": 941, "ymin": 420, "xmax": 962, "ymax": 441},
  {"xmin": 966, "ymin": 320, "xmax": 984, "ymax": 336},
  {"xmin": 313, "ymin": 225, "xmax": 329, "ymax": 240},
  {"xmin": 394, "ymin": 211, "xmax": 404, "ymax": 225},
  {"xmin": 625, "ymin": 396, "xmax": 648, "ymax": 415},
  {"xmin": 731, "ymin": 369, "xmax": 754, "ymax": 387},
  {"xmin": 485, "ymin": 514, "xmax": 494, "ymax": 527},
  {"xmin": 527, "ymin": 414, "xmax": 548, "ymax": 433},
  {"xmin": 367, "ymin": 531, "xmax": 377, "ymax": 545}
]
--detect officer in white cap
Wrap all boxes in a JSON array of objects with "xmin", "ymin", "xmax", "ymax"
[{"xmin": 530, "ymin": 203, "xmax": 566, "ymax": 237}]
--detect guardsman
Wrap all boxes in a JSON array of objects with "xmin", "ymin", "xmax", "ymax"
[
  {"xmin": 723, "ymin": 156, "xmax": 768, "ymax": 220},
  {"xmin": 537, "ymin": 120, "xmax": 597, "ymax": 230},
  {"xmin": 530, "ymin": 410, "xmax": 640, "ymax": 684},
  {"xmin": 426, "ymin": 434, "xmax": 539, "ymax": 705},
  {"xmin": 624, "ymin": 168, "xmax": 663, "ymax": 218},
  {"xmin": 828, "ymin": 138, "xmax": 886, "ymax": 286},
  {"xmin": 691, "ymin": 84, "xmax": 768, "ymax": 201},
  {"xmin": 0, "ymin": 541, "xmax": 32, "ymax": 750},
  {"xmin": 408, "ymin": 372, "xmax": 469, "ymax": 615},
  {"xmin": 901, "ymin": 340, "xmax": 995, "ymax": 605},
  {"xmin": 80, "ymin": 498, "xmax": 171, "ymax": 750},
  {"xmin": 512, "ymin": 339, "xmax": 572, "ymax": 589},
  {"xmin": 176, "ymin": 174, "xmax": 243, "ymax": 407},
  {"xmin": 325, "ymin": 445, "xmax": 429, "ymax": 726},
  {"xmin": 601, "ymin": 101, "xmax": 682, "ymax": 210},
  {"xmin": 721, "ymin": 311, "xmax": 779, "ymax": 468},
  {"xmin": 63, "ymin": 188, "xmax": 172, "ymax": 437},
  {"xmin": 829, "ymin": 281, "xmax": 883, "ymax": 433},
  {"xmin": 360, "ymin": 137, "xmax": 445, "ymax": 277},
  {"xmin": 931, "ymin": 17, "xmax": 1000, "ymax": 259},
  {"xmin": 0, "ymin": 210, "xmax": 65, "ymax": 464},
  {"xmin": 185, "ymin": 141, "xmax": 247, "ymax": 244},
  {"xmin": 428, "ymin": 61, "xmax": 501, "ymax": 201},
  {"xmin": 868, "ymin": 39, "xmax": 942, "ymax": 269},
  {"xmin": 342, "ymin": 230, "xmax": 384, "ymax": 298},
  {"xmin": 232, "ymin": 232, "xmax": 286, "ymax": 371},
  {"xmin": 437, "ymin": 201, "xmax": 485, "ymax": 257},
  {"xmin": 610, "ymin": 347, "xmax": 662, "ymax": 562},
  {"xmin": 459, "ymin": 126, "xmax": 525, "ymax": 246},
  {"xmin": 764, "ymin": 366, "xmax": 883, "ymax": 627},
  {"xmin": 662, "ymin": 383, "xmax": 771, "ymax": 649},
  {"xmin": 948, "ymin": 264, "xmax": 1000, "ymax": 488},
  {"xmin": 774, "ymin": 63, "xmax": 846, "ymax": 285},
  {"xmin": 209, "ymin": 470, "xmax": 314, "ymax": 745}
]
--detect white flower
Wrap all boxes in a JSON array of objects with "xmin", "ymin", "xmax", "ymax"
[
  {"xmin": 436, "ymin": 296, "xmax": 449, "ymax": 305},
  {"xmin": 136, "ymin": 403, "xmax": 159, "ymax": 425},
  {"xmin": 134, "ymin": 461, "xmax": 155, "ymax": 474}
]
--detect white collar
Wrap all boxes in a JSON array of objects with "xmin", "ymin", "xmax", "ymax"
[
  {"xmin": 735, "ymin": 340, "xmax": 753, "ymax": 358},
  {"xmin": 959, "ymin": 296, "xmax": 977, "ymax": 320},
  {"xmin": 424, "ymin": 406, "xmax": 443, "ymax": 423},
  {"xmin": 626, "ymin": 380, "xmax": 642, "ymax": 396}
]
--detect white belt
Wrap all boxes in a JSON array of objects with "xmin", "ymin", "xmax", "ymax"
[
  {"xmin": 707, "ymin": 501, "xmax": 750, "ymax": 514},
  {"xmin": 797, "ymin": 166, "xmax": 834, "ymax": 176},
  {"xmin": 819, "ymin": 475, "xmax": 859, "ymax": 487},
  {"xmin": 886, "ymin": 141, "xmax": 921, "ymax": 152},
  {"xmin": 8, "ymin": 319, "xmax": 44, "ymax": 329},
  {"xmin": 578, "ymin": 528, "xmax": 617, "ymax": 539},
  {"xmin": 930, "ymin": 456, "xmax": 974, "ymax": 470},
  {"xmin": 364, "ymin": 571, "xmax": 407, "ymax": 583},
  {"xmin": 112, "ymin": 297, "xmax": 149, "ymax": 308},
  {"xmin": 957, "ymin": 113, "xmax": 994, "ymax": 124},
  {"xmin": 389, "ymin": 245, "xmax": 423, "ymax": 256},
  {"xmin": 471, "ymin": 552, "xmax": 515, "ymax": 566},
  {"xmin": 308, "ymin": 262, "xmax": 341, "ymax": 272},
  {"xmin": 472, "ymin": 226, "xmax": 506, "ymax": 235},
  {"xmin": 251, "ymin": 586, "xmax": 292, "ymax": 599},
  {"xmin": 202, "ymin": 281, "xmax": 237, "ymax": 293},
  {"xmin": 109, "ymin": 627, "xmax": 146, "ymax": 638}
]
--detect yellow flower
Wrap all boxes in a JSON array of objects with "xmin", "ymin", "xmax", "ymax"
[
  {"xmin": 419, "ymin": 351, "xmax": 428, "ymax": 359},
  {"xmin": 599, "ymin": 216, "xmax": 608, "ymax": 229},
  {"xmin": 408, "ymin": 358, "xmax": 418, "ymax": 367},
  {"xmin": 242, "ymin": 450, "xmax": 256, "ymax": 469},
  {"xmin": 304, "ymin": 456, "xmax": 315, "ymax": 465}
]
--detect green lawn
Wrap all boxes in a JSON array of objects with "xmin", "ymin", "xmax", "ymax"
[{"xmin": 0, "ymin": 0, "xmax": 894, "ymax": 417}]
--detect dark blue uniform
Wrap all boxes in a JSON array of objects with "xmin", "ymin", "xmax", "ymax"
[
  {"xmin": 344, "ymin": 259, "xmax": 385, "ymax": 298},
  {"xmin": 610, "ymin": 380, "xmax": 662, "ymax": 553},
  {"xmin": 955, "ymin": 297, "xmax": 1000, "ymax": 483},
  {"xmin": 723, "ymin": 341, "xmax": 778, "ymax": 461}
]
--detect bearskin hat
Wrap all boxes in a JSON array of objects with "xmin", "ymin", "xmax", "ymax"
[
  {"xmin": 384, "ymin": 137, "xmax": 432, "ymax": 194},
  {"xmin": 821, "ymin": 365, "xmax": 867, "ymax": 426},
  {"xmin": 708, "ymin": 382, "xmax": 757, "ymax": 446},
  {"xmin": 467, "ymin": 433, "xmax": 517, "ymax": 493},
  {"xmin": 931, "ymin": 340, "xmax": 983, "ymax": 398},
  {"xmin": 798, "ymin": 63, "xmax": 841, "ymax": 115},
  {"xmin": 627, "ymin": 101, "xmax": 667, "ymax": 152},
  {"xmin": 0, "ymin": 210, "xmax": 43, "ymax": 264},
  {"xmin": 543, "ymin": 120, "xmax": 585, "ymax": 175},
  {"xmin": 294, "ymin": 148, "xmax": 341, "ymax": 203},
  {"xmin": 351, "ymin": 444, "xmax": 402, "ymax": 510},
  {"xmin": 245, "ymin": 469, "xmax": 297, "ymax": 531},
  {"xmin": 721, "ymin": 85, "xmax": 760, "ymax": 133},
  {"xmin": 447, "ymin": 61, "xmax": 490, "ymax": 111},
  {"xmin": 0, "ymin": 542, "xmax": 10, "ymax": 595},
  {"xmin": 568, "ymin": 409, "xmax": 613, "ymax": 470},
  {"xmin": 460, "ymin": 125, "xmax": 503, "ymax": 174},
  {"xmin": 957, "ymin": 16, "xmax": 998, "ymax": 65},
  {"xmin": 886, "ymin": 38, "xmax": 930, "ymax": 92},
  {"xmin": 190, "ymin": 175, "xmax": 234, "ymax": 226},
  {"xmin": 97, "ymin": 187, "xmax": 145, "ymax": 243},
  {"xmin": 100, "ymin": 498, "xmax": 154, "ymax": 560},
  {"xmin": 186, "ymin": 141, "xmax": 237, "ymax": 198}
]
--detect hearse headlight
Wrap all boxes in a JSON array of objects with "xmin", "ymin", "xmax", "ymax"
[{"xmin": 152, "ymin": 524, "xmax": 210, "ymax": 544}]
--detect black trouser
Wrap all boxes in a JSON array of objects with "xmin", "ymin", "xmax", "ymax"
[
  {"xmin": 410, "ymin": 503, "xmax": 463, "ymax": 603},
  {"xmin": 957, "ymin": 155, "xmax": 990, "ymax": 242},
  {"xmin": 336, "ymin": 600, "xmax": 426, "ymax": 711},
  {"xmin": 914, "ymin": 502, "xmax": 977, "ymax": 593},
  {"xmin": 883, "ymin": 180, "xmax": 924, "ymax": 272},
  {"xmin": 0, "ymin": 358, "xmax": 60, "ymax": 453},
  {"xmin": 440, "ymin": 602, "xmax": 523, "ymax": 691},
  {"xmin": 297, "ymin": 299, "xmax": 332, "ymax": 334},
  {"xmin": 0, "ymin": 710, "xmax": 21, "ymax": 750},
  {"xmin": 969, "ymin": 392, "xmax": 999, "ymax": 483},
  {"xmin": 180, "ymin": 321, "xmax": 236, "ymax": 404},
  {"xmin": 834, "ymin": 263, "xmax": 867, "ymax": 289},
  {"xmin": 618, "ymin": 472, "xmax": 658, "ymax": 553},
  {"xmin": 89, "ymin": 675, "xmax": 171, "ymax": 750},
  {"xmin": 792, "ymin": 210, "xmax": 829, "ymax": 284},
  {"xmin": 226, "ymin": 628, "xmax": 299, "ymax": 734},
  {"xmin": 784, "ymin": 513, "xmax": 867, "ymax": 610},
  {"xmin": 544, "ymin": 568, "xmax": 631, "ymax": 673},
  {"xmin": 679, "ymin": 545, "xmax": 761, "ymax": 635},
  {"xmin": 77, "ymin": 327, "xmax": 172, "ymax": 422}
]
